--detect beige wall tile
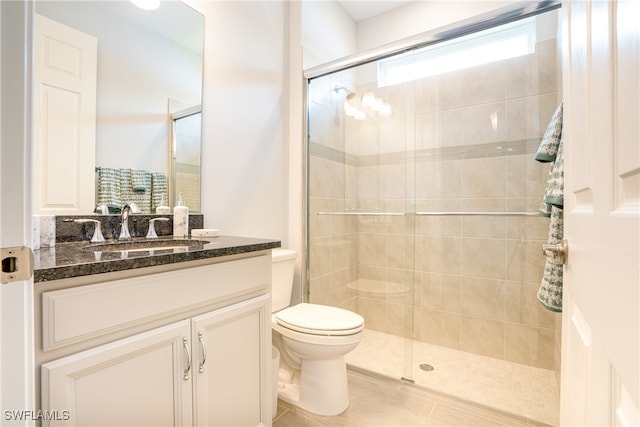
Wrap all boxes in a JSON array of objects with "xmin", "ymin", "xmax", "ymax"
[
  {"xmin": 358, "ymin": 232, "xmax": 388, "ymax": 267},
  {"xmin": 462, "ymin": 61, "xmax": 506, "ymax": 106},
  {"xmin": 461, "ymin": 237, "xmax": 506, "ymax": 279},
  {"xmin": 462, "ymin": 157, "xmax": 507, "ymax": 198},
  {"xmin": 460, "ymin": 277, "xmax": 507, "ymax": 321},
  {"xmin": 461, "ymin": 198, "xmax": 507, "ymax": 238},
  {"xmin": 415, "ymin": 271, "xmax": 462, "ymax": 312},
  {"xmin": 385, "ymin": 302, "xmax": 407, "ymax": 336},
  {"xmin": 438, "ymin": 70, "xmax": 465, "ymax": 110},
  {"xmin": 416, "ymin": 159, "xmax": 463, "ymax": 199},
  {"xmin": 506, "ymin": 153, "xmax": 550, "ymax": 198},
  {"xmin": 414, "ymin": 75, "xmax": 440, "ymax": 114},
  {"xmin": 414, "ymin": 307, "xmax": 461, "ymax": 348},
  {"xmin": 506, "ymin": 93, "xmax": 558, "ymax": 141},
  {"xmin": 417, "ymin": 235, "xmax": 462, "ymax": 274},
  {"xmin": 460, "ymin": 317, "xmax": 504, "ymax": 359},
  {"xmin": 356, "ymin": 297, "xmax": 388, "ymax": 333},
  {"xmin": 505, "ymin": 323, "xmax": 555, "ymax": 369},
  {"xmin": 461, "ymin": 102, "xmax": 507, "ymax": 145},
  {"xmin": 506, "ymin": 239, "xmax": 546, "ymax": 283}
]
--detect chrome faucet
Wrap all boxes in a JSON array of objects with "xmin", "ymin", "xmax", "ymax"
[{"xmin": 118, "ymin": 203, "xmax": 141, "ymax": 241}]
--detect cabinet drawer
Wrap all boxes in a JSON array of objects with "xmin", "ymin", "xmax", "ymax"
[{"xmin": 42, "ymin": 255, "xmax": 270, "ymax": 351}]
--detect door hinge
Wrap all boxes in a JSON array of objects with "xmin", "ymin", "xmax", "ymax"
[{"xmin": 1, "ymin": 246, "xmax": 34, "ymax": 284}]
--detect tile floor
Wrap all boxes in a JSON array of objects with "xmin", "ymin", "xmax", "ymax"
[
  {"xmin": 345, "ymin": 329, "xmax": 559, "ymax": 425},
  {"xmin": 273, "ymin": 369, "xmax": 552, "ymax": 427}
]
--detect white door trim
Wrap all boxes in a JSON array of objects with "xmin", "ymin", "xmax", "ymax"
[{"xmin": 0, "ymin": 1, "xmax": 35, "ymax": 424}]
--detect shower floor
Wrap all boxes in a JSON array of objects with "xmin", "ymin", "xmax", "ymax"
[{"xmin": 346, "ymin": 329, "xmax": 560, "ymax": 426}]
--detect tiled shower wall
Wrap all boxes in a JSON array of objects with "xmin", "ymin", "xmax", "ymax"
[{"xmin": 308, "ymin": 39, "xmax": 561, "ymax": 370}]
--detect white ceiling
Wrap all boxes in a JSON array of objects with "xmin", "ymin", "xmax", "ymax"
[{"xmin": 337, "ymin": 0, "xmax": 414, "ymax": 22}]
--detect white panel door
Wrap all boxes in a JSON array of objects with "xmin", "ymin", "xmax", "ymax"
[
  {"xmin": 561, "ymin": 0, "xmax": 639, "ymax": 425},
  {"xmin": 192, "ymin": 295, "xmax": 270, "ymax": 427},
  {"xmin": 41, "ymin": 320, "xmax": 194, "ymax": 427},
  {"xmin": 33, "ymin": 14, "xmax": 97, "ymax": 215}
]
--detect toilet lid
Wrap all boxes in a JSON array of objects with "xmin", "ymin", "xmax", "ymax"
[{"xmin": 275, "ymin": 303, "xmax": 364, "ymax": 336}]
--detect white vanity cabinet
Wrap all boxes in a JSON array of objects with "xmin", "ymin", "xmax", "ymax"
[
  {"xmin": 41, "ymin": 319, "xmax": 195, "ymax": 426},
  {"xmin": 37, "ymin": 253, "xmax": 272, "ymax": 427}
]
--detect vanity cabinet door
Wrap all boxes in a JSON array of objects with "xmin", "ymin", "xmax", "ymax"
[
  {"xmin": 192, "ymin": 294, "xmax": 271, "ymax": 427},
  {"xmin": 41, "ymin": 320, "xmax": 194, "ymax": 427}
]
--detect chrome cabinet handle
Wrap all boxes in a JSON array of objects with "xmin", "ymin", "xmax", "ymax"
[
  {"xmin": 198, "ymin": 331, "xmax": 207, "ymax": 373},
  {"xmin": 182, "ymin": 336, "xmax": 191, "ymax": 380},
  {"xmin": 542, "ymin": 238, "xmax": 568, "ymax": 265}
]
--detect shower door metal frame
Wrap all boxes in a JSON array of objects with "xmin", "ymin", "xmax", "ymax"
[
  {"xmin": 304, "ymin": 0, "xmax": 561, "ymax": 81},
  {"xmin": 303, "ymin": 0, "xmax": 562, "ymax": 383}
]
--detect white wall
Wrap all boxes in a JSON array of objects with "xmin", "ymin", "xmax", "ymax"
[
  {"xmin": 187, "ymin": 0, "xmax": 287, "ymax": 241},
  {"xmin": 356, "ymin": 1, "xmax": 513, "ymax": 52},
  {"xmin": 302, "ymin": 1, "xmax": 357, "ymax": 67}
]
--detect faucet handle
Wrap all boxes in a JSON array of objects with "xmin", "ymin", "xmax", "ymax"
[
  {"xmin": 94, "ymin": 203, "xmax": 109, "ymax": 215},
  {"xmin": 74, "ymin": 219, "xmax": 106, "ymax": 243},
  {"xmin": 147, "ymin": 218, "xmax": 169, "ymax": 239},
  {"xmin": 125, "ymin": 202, "xmax": 142, "ymax": 214}
]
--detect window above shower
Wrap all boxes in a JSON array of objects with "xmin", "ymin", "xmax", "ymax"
[{"xmin": 379, "ymin": 16, "xmax": 540, "ymax": 87}]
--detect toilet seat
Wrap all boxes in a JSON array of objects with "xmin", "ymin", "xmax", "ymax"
[{"xmin": 274, "ymin": 303, "xmax": 364, "ymax": 336}]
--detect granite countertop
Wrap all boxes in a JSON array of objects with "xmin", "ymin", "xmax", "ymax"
[{"xmin": 34, "ymin": 235, "xmax": 281, "ymax": 283}]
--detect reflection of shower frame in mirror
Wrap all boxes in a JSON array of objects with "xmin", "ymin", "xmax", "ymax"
[
  {"xmin": 170, "ymin": 104, "xmax": 202, "ymax": 213},
  {"xmin": 33, "ymin": 0, "xmax": 204, "ymax": 214}
]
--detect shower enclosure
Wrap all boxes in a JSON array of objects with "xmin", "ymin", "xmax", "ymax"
[{"xmin": 305, "ymin": 3, "xmax": 562, "ymax": 425}]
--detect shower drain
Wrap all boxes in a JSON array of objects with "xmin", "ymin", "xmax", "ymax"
[{"xmin": 419, "ymin": 363, "xmax": 435, "ymax": 372}]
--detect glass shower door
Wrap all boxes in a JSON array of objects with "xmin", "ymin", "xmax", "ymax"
[{"xmin": 306, "ymin": 65, "xmax": 417, "ymax": 383}]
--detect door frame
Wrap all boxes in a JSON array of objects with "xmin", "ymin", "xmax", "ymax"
[{"xmin": 0, "ymin": 0, "xmax": 35, "ymax": 421}]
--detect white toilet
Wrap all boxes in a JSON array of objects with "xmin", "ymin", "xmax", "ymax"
[{"xmin": 271, "ymin": 248, "xmax": 364, "ymax": 416}]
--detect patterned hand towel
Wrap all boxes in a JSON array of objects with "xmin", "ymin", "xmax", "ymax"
[
  {"xmin": 535, "ymin": 102, "xmax": 564, "ymax": 312},
  {"xmin": 131, "ymin": 169, "xmax": 150, "ymax": 192},
  {"xmin": 96, "ymin": 167, "xmax": 121, "ymax": 209},
  {"xmin": 537, "ymin": 206, "xmax": 564, "ymax": 311},
  {"xmin": 535, "ymin": 103, "xmax": 563, "ymax": 163}
]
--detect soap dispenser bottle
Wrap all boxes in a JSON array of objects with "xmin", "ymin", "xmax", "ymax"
[
  {"xmin": 173, "ymin": 193, "xmax": 189, "ymax": 237},
  {"xmin": 155, "ymin": 194, "xmax": 171, "ymax": 215}
]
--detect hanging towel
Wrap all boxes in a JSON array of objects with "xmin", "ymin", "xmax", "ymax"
[
  {"xmin": 535, "ymin": 103, "xmax": 563, "ymax": 163},
  {"xmin": 119, "ymin": 168, "xmax": 134, "ymax": 207},
  {"xmin": 131, "ymin": 169, "xmax": 150, "ymax": 192},
  {"xmin": 537, "ymin": 206, "xmax": 564, "ymax": 311},
  {"xmin": 96, "ymin": 167, "xmax": 121, "ymax": 210},
  {"xmin": 535, "ymin": 103, "xmax": 564, "ymax": 312}
]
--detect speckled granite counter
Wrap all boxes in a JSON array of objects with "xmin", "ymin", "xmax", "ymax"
[{"xmin": 34, "ymin": 235, "xmax": 281, "ymax": 283}]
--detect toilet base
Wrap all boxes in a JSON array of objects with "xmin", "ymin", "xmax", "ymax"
[{"xmin": 278, "ymin": 356, "xmax": 350, "ymax": 416}]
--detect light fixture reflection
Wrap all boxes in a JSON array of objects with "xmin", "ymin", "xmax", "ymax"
[
  {"xmin": 361, "ymin": 92, "xmax": 375, "ymax": 107},
  {"xmin": 354, "ymin": 111, "xmax": 366, "ymax": 120},
  {"xmin": 335, "ymin": 86, "xmax": 391, "ymax": 120},
  {"xmin": 379, "ymin": 102, "xmax": 392, "ymax": 117}
]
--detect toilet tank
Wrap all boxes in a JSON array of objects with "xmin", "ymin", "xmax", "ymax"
[{"xmin": 271, "ymin": 248, "xmax": 297, "ymax": 312}]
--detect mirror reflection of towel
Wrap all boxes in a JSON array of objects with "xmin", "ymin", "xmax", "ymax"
[
  {"xmin": 96, "ymin": 167, "xmax": 160, "ymax": 214},
  {"xmin": 131, "ymin": 169, "xmax": 150, "ymax": 192},
  {"xmin": 535, "ymin": 103, "xmax": 564, "ymax": 312},
  {"xmin": 96, "ymin": 167, "xmax": 121, "ymax": 209}
]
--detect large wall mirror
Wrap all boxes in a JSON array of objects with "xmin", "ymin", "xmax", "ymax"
[{"xmin": 34, "ymin": 0, "xmax": 204, "ymax": 214}]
